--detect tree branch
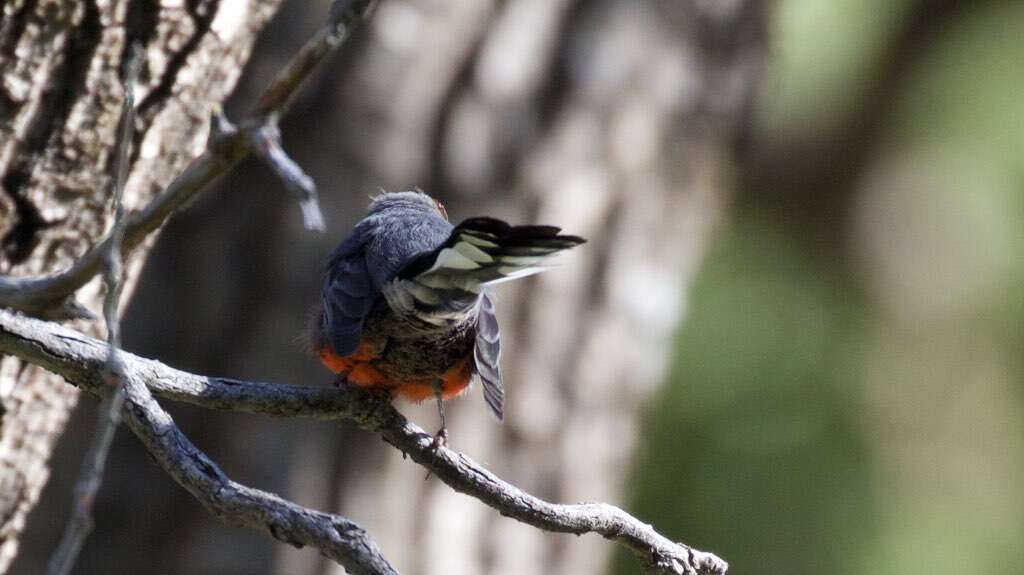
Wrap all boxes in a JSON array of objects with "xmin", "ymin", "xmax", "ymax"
[
  {"xmin": 0, "ymin": 306, "xmax": 399, "ymax": 574},
  {"xmin": 0, "ymin": 0, "xmax": 380, "ymax": 318},
  {"xmin": 0, "ymin": 308, "xmax": 728, "ymax": 575},
  {"xmin": 117, "ymin": 355, "xmax": 398, "ymax": 575},
  {"xmin": 47, "ymin": 44, "xmax": 142, "ymax": 575}
]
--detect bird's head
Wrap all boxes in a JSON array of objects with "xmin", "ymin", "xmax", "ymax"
[{"xmin": 368, "ymin": 189, "xmax": 449, "ymax": 221}]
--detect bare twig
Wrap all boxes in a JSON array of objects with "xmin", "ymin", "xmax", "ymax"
[
  {"xmin": 47, "ymin": 46, "xmax": 141, "ymax": 575},
  {"xmin": 253, "ymin": 0, "xmax": 378, "ymax": 116},
  {"xmin": 244, "ymin": 121, "xmax": 324, "ymax": 231},
  {"xmin": 0, "ymin": 0, "xmax": 380, "ymax": 317},
  {"xmin": 0, "ymin": 309, "xmax": 729, "ymax": 575}
]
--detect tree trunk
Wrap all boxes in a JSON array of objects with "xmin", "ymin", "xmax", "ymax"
[
  {"xmin": 276, "ymin": 1, "xmax": 768, "ymax": 573},
  {"xmin": 0, "ymin": 1, "xmax": 280, "ymax": 570}
]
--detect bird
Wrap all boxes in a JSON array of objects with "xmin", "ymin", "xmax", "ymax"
[{"xmin": 311, "ymin": 190, "xmax": 585, "ymax": 444}]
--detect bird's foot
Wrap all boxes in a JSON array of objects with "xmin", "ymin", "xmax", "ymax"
[
  {"xmin": 423, "ymin": 427, "xmax": 448, "ymax": 480},
  {"xmin": 430, "ymin": 427, "xmax": 448, "ymax": 450}
]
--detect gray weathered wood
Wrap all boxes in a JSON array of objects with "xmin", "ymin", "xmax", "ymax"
[{"xmin": 0, "ymin": 307, "xmax": 728, "ymax": 575}]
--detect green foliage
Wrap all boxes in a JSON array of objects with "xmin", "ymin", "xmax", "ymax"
[
  {"xmin": 759, "ymin": 0, "xmax": 909, "ymax": 134},
  {"xmin": 616, "ymin": 221, "xmax": 873, "ymax": 575},
  {"xmin": 620, "ymin": 1, "xmax": 1024, "ymax": 573}
]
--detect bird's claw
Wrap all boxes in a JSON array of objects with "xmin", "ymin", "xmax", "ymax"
[
  {"xmin": 423, "ymin": 427, "xmax": 448, "ymax": 480},
  {"xmin": 430, "ymin": 427, "xmax": 448, "ymax": 450}
]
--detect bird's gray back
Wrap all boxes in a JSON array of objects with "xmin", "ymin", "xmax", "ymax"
[{"xmin": 363, "ymin": 207, "xmax": 452, "ymax": 288}]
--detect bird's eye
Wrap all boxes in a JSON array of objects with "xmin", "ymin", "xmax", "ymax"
[{"xmin": 435, "ymin": 199, "xmax": 449, "ymax": 221}]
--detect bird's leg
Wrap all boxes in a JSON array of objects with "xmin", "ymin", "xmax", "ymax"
[
  {"xmin": 423, "ymin": 380, "xmax": 448, "ymax": 480},
  {"xmin": 332, "ymin": 369, "xmax": 351, "ymax": 388},
  {"xmin": 431, "ymin": 379, "xmax": 448, "ymax": 449}
]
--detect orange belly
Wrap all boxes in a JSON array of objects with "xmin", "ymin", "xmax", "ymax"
[{"xmin": 319, "ymin": 342, "xmax": 473, "ymax": 402}]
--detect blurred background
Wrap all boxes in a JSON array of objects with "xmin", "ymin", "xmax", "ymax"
[{"xmin": 14, "ymin": 0, "xmax": 1024, "ymax": 573}]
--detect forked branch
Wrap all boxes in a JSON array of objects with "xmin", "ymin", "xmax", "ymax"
[
  {"xmin": 0, "ymin": 309, "xmax": 728, "ymax": 575},
  {"xmin": 0, "ymin": 0, "xmax": 379, "ymax": 319}
]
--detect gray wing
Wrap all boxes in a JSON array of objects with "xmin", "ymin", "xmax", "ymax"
[
  {"xmin": 322, "ymin": 209, "xmax": 455, "ymax": 355},
  {"xmin": 321, "ymin": 232, "xmax": 378, "ymax": 356},
  {"xmin": 474, "ymin": 289, "xmax": 503, "ymax": 421}
]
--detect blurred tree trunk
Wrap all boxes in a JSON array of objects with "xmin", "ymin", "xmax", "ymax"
[
  {"xmin": 275, "ymin": 1, "xmax": 769, "ymax": 574},
  {"xmin": 0, "ymin": 1, "xmax": 280, "ymax": 571}
]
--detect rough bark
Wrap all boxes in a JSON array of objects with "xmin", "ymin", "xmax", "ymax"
[
  {"xmin": 285, "ymin": 1, "xmax": 769, "ymax": 573},
  {"xmin": 0, "ymin": 0, "xmax": 281, "ymax": 570}
]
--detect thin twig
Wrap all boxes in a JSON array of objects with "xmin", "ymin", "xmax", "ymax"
[
  {"xmin": 46, "ymin": 45, "xmax": 141, "ymax": 575},
  {"xmin": 0, "ymin": 0, "xmax": 380, "ymax": 317},
  {"xmin": 244, "ymin": 121, "xmax": 324, "ymax": 231},
  {"xmin": 0, "ymin": 309, "xmax": 728, "ymax": 575},
  {"xmin": 253, "ymin": 0, "xmax": 378, "ymax": 116}
]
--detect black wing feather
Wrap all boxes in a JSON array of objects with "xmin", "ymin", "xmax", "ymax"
[
  {"xmin": 398, "ymin": 217, "xmax": 585, "ymax": 286},
  {"xmin": 321, "ymin": 237, "xmax": 378, "ymax": 356}
]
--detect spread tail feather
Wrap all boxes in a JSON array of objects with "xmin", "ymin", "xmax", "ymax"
[{"xmin": 387, "ymin": 217, "xmax": 586, "ymax": 323}]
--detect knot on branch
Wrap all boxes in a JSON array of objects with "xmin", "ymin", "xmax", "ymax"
[
  {"xmin": 341, "ymin": 384, "xmax": 403, "ymax": 431},
  {"xmin": 269, "ymin": 520, "xmax": 306, "ymax": 549}
]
